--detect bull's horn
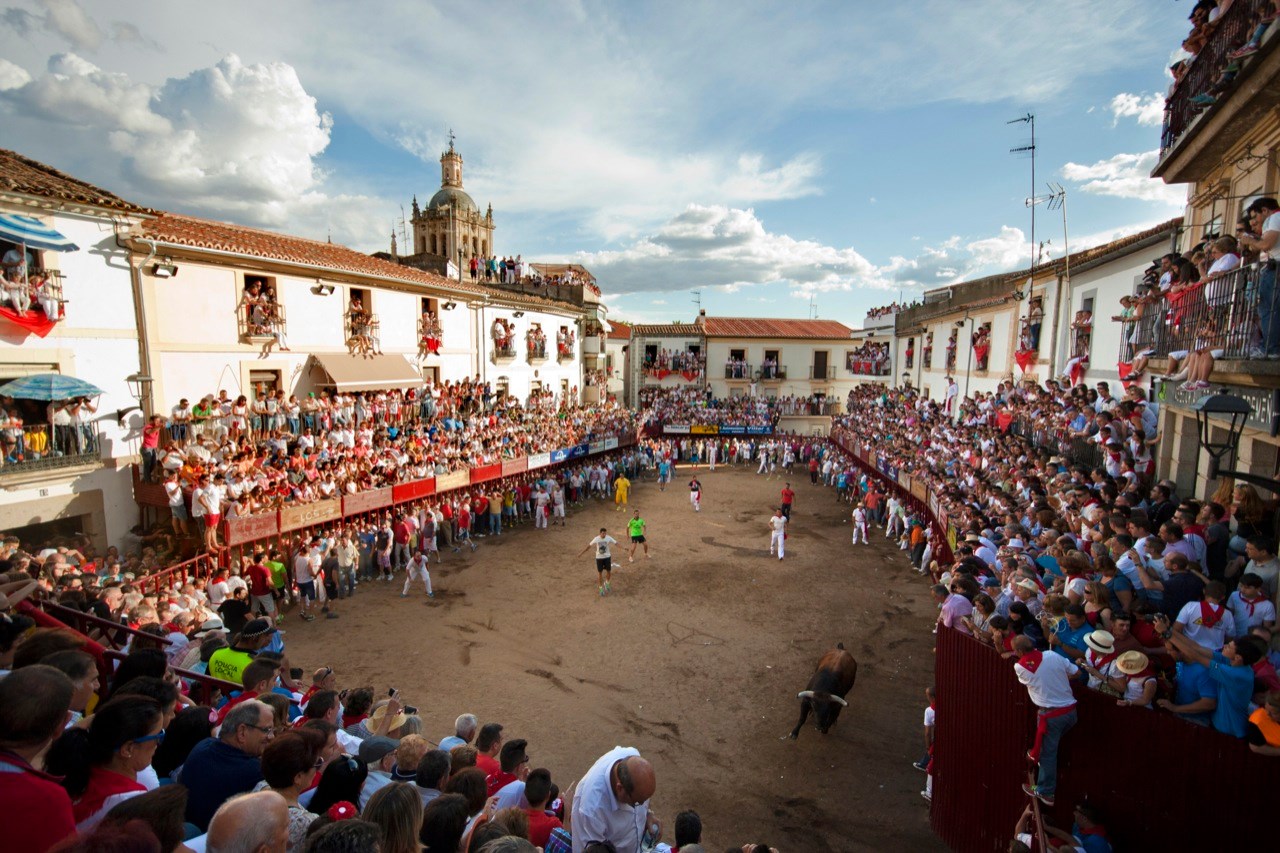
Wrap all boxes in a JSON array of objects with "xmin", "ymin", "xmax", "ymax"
[
  {"xmin": 829, "ymin": 695, "xmax": 848, "ymax": 707},
  {"xmin": 797, "ymin": 691, "xmax": 816, "ymax": 700}
]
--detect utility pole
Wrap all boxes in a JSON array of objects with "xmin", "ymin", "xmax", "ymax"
[{"xmin": 1008, "ymin": 113, "xmax": 1036, "ymax": 297}]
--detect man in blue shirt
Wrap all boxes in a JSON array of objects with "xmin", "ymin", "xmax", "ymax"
[
  {"xmin": 1048, "ymin": 605, "xmax": 1091, "ymax": 662},
  {"xmin": 1155, "ymin": 645, "xmax": 1218, "ymax": 726},
  {"xmin": 1155, "ymin": 613, "xmax": 1261, "ymax": 737},
  {"xmin": 179, "ymin": 700, "xmax": 273, "ymax": 829}
]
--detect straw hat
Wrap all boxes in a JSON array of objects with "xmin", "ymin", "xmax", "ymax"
[
  {"xmin": 368, "ymin": 702, "xmax": 410, "ymax": 732},
  {"xmin": 1084, "ymin": 630, "xmax": 1115, "ymax": 655},
  {"xmin": 1115, "ymin": 651, "xmax": 1149, "ymax": 675}
]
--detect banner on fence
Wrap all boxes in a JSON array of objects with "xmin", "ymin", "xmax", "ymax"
[
  {"xmin": 469, "ymin": 463, "xmax": 503, "ymax": 485},
  {"xmin": 225, "ymin": 512, "xmax": 280, "ymax": 546},
  {"xmin": 604, "ymin": 436, "xmax": 619, "ymax": 450},
  {"xmin": 552, "ymin": 443, "xmax": 589, "ymax": 463},
  {"xmin": 392, "ymin": 478, "xmax": 435, "ymax": 504},
  {"xmin": 690, "ymin": 424, "xmax": 718, "ymax": 435},
  {"xmin": 719, "ymin": 424, "xmax": 745, "ymax": 435},
  {"xmin": 280, "ymin": 499, "xmax": 341, "ymax": 532},
  {"xmin": 746, "ymin": 425, "xmax": 772, "ymax": 435},
  {"xmin": 342, "ymin": 487, "xmax": 392, "ymax": 517},
  {"xmin": 528, "ymin": 452, "xmax": 552, "ymax": 470},
  {"xmin": 897, "ymin": 470, "xmax": 910, "ymax": 489},
  {"xmin": 663, "ymin": 424, "xmax": 690, "ymax": 434},
  {"xmin": 501, "ymin": 457, "xmax": 529, "ymax": 477},
  {"xmin": 588, "ymin": 439, "xmax": 608, "ymax": 454},
  {"xmin": 912, "ymin": 479, "xmax": 928, "ymax": 502}
]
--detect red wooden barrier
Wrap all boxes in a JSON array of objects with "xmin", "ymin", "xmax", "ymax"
[
  {"xmin": 392, "ymin": 478, "xmax": 436, "ymax": 504},
  {"xmin": 469, "ymin": 462, "xmax": 502, "ymax": 485},
  {"xmin": 931, "ymin": 626, "xmax": 1276, "ymax": 851}
]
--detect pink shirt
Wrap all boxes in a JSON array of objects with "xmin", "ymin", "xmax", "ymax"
[{"xmin": 941, "ymin": 594, "xmax": 973, "ymax": 634}]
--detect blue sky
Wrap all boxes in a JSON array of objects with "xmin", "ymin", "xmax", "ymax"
[{"xmin": 0, "ymin": 0, "xmax": 1190, "ymax": 325}]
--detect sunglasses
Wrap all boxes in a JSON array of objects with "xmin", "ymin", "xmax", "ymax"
[{"xmin": 133, "ymin": 729, "xmax": 166, "ymax": 745}]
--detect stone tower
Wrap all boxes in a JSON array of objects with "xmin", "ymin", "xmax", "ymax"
[{"xmin": 410, "ymin": 133, "xmax": 495, "ymax": 266}]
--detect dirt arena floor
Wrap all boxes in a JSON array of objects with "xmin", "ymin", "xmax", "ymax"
[{"xmin": 285, "ymin": 464, "xmax": 946, "ymax": 853}]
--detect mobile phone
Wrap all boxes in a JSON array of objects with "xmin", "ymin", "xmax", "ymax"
[{"xmin": 388, "ymin": 688, "xmax": 398, "ymax": 698}]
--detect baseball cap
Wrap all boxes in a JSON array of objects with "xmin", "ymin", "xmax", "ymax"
[{"xmin": 358, "ymin": 736, "xmax": 399, "ymax": 765}]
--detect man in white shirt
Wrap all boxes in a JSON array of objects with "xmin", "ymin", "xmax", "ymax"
[
  {"xmin": 768, "ymin": 507, "xmax": 787, "ymax": 559},
  {"xmin": 1013, "ymin": 635, "xmax": 1078, "ymax": 807},
  {"xmin": 1242, "ymin": 197, "xmax": 1280, "ymax": 357},
  {"xmin": 571, "ymin": 746, "xmax": 658, "ymax": 853},
  {"xmin": 1174, "ymin": 581, "xmax": 1234, "ymax": 651}
]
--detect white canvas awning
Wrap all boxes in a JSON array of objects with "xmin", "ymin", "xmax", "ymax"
[{"xmin": 310, "ymin": 353, "xmax": 424, "ymax": 392}]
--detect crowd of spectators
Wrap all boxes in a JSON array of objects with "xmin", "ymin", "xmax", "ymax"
[
  {"xmin": 143, "ymin": 380, "xmax": 638, "ymax": 547},
  {"xmin": 844, "ymin": 342, "xmax": 891, "ymax": 376},
  {"xmin": 865, "ymin": 301, "xmax": 920, "ymax": 320},
  {"xmin": 829, "ymin": 380, "xmax": 1280, "ymax": 814},
  {"xmin": 639, "ymin": 388, "xmax": 778, "ymax": 427},
  {"xmin": 2, "ymin": 245, "xmax": 65, "ymax": 323},
  {"xmin": 641, "ymin": 349, "xmax": 704, "ymax": 378},
  {"xmin": 1172, "ymin": 1, "xmax": 1279, "ymax": 109}
]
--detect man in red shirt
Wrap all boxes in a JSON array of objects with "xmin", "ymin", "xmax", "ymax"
[
  {"xmin": 0, "ymin": 665, "xmax": 77, "ymax": 852},
  {"xmin": 473, "ymin": 493, "xmax": 490, "ymax": 537},
  {"xmin": 522, "ymin": 767, "xmax": 564, "ymax": 848},
  {"xmin": 245, "ymin": 551, "xmax": 276, "ymax": 620},
  {"xmin": 474, "ymin": 722, "xmax": 503, "ymax": 776},
  {"xmin": 808, "ymin": 456, "xmax": 820, "ymax": 485},
  {"xmin": 392, "ymin": 515, "xmax": 412, "ymax": 571},
  {"xmin": 780, "ymin": 482, "xmax": 795, "ymax": 519},
  {"xmin": 456, "ymin": 502, "xmax": 479, "ymax": 552}
]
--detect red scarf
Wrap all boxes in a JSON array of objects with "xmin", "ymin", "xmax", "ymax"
[
  {"xmin": 1087, "ymin": 648, "xmax": 1118, "ymax": 671},
  {"xmin": 1239, "ymin": 592, "xmax": 1266, "ymax": 618},
  {"xmin": 1199, "ymin": 600, "xmax": 1227, "ymax": 628},
  {"xmin": 1016, "ymin": 650, "xmax": 1044, "ymax": 672}
]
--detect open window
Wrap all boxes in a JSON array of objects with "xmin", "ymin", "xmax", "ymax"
[
  {"xmin": 419, "ymin": 297, "xmax": 442, "ymax": 356},
  {"xmin": 922, "ymin": 332, "xmax": 933, "ymax": 369},
  {"xmin": 972, "ymin": 322, "xmax": 992, "ymax": 371},
  {"xmin": 345, "ymin": 287, "xmax": 380, "ymax": 356},
  {"xmin": 1, "ymin": 239, "xmax": 65, "ymax": 327},
  {"xmin": 726, "ymin": 348, "xmax": 748, "ymax": 379}
]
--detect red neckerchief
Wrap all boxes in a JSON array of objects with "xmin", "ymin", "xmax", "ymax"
[
  {"xmin": 1077, "ymin": 824, "xmax": 1108, "ymax": 838},
  {"xmin": 1200, "ymin": 600, "xmax": 1227, "ymax": 628},
  {"xmin": 1017, "ymin": 649, "xmax": 1044, "ymax": 672},
  {"xmin": 1239, "ymin": 592, "xmax": 1265, "ymax": 617},
  {"xmin": 1088, "ymin": 648, "xmax": 1119, "ymax": 670}
]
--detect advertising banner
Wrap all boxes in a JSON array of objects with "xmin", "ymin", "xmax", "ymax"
[
  {"xmin": 435, "ymin": 470, "xmax": 470, "ymax": 492},
  {"xmin": 569, "ymin": 443, "xmax": 590, "ymax": 458},
  {"xmin": 224, "ymin": 512, "xmax": 280, "ymax": 546},
  {"xmin": 604, "ymin": 436, "xmax": 619, "ymax": 450},
  {"xmin": 279, "ymin": 499, "xmax": 341, "ymax": 533},
  {"xmin": 529, "ymin": 452, "xmax": 552, "ymax": 470},
  {"xmin": 392, "ymin": 478, "xmax": 436, "ymax": 504},
  {"xmin": 912, "ymin": 479, "xmax": 928, "ymax": 502},
  {"xmin": 663, "ymin": 424, "xmax": 691, "ymax": 434},
  {"xmin": 719, "ymin": 424, "xmax": 746, "ymax": 435},
  {"xmin": 469, "ymin": 463, "xmax": 503, "ymax": 485},
  {"xmin": 898, "ymin": 471, "xmax": 910, "ymax": 489},
  {"xmin": 588, "ymin": 439, "xmax": 608, "ymax": 454},
  {"xmin": 501, "ymin": 457, "xmax": 528, "ymax": 477},
  {"xmin": 690, "ymin": 424, "xmax": 718, "ymax": 435},
  {"xmin": 342, "ymin": 488, "xmax": 392, "ymax": 517},
  {"xmin": 746, "ymin": 425, "xmax": 772, "ymax": 435}
]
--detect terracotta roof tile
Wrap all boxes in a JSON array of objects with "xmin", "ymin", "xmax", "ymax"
[
  {"xmin": 0, "ymin": 148, "xmax": 149, "ymax": 214},
  {"xmin": 136, "ymin": 212, "xmax": 572, "ymax": 311},
  {"xmin": 629, "ymin": 323, "xmax": 703, "ymax": 336},
  {"xmin": 606, "ymin": 323, "xmax": 632, "ymax": 340},
  {"xmin": 702, "ymin": 316, "xmax": 855, "ymax": 339}
]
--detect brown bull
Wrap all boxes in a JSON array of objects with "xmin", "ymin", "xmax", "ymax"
[{"xmin": 789, "ymin": 643, "xmax": 858, "ymax": 739}]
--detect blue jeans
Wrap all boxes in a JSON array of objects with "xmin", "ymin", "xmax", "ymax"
[
  {"xmin": 1259, "ymin": 263, "xmax": 1279, "ymax": 356},
  {"xmin": 490, "ymin": 514, "xmax": 501, "ymax": 535},
  {"xmin": 1036, "ymin": 707, "xmax": 1077, "ymax": 797}
]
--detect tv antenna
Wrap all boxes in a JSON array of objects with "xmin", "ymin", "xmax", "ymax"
[
  {"xmin": 1008, "ymin": 113, "xmax": 1036, "ymax": 299},
  {"xmin": 692, "ymin": 289, "xmax": 702, "ymax": 312},
  {"xmin": 808, "ymin": 293, "xmax": 819, "ymax": 319},
  {"xmin": 1028, "ymin": 182, "xmax": 1070, "ymax": 288}
]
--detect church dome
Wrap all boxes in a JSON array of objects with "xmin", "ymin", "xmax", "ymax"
[{"xmin": 428, "ymin": 187, "xmax": 477, "ymax": 213}]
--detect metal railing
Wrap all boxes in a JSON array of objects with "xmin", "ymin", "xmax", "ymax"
[
  {"xmin": 344, "ymin": 310, "xmax": 380, "ymax": 344},
  {"xmin": 760, "ymin": 364, "xmax": 786, "ymax": 380},
  {"xmin": 845, "ymin": 358, "xmax": 891, "ymax": 376},
  {"xmin": 1007, "ymin": 416, "xmax": 1104, "ymax": 470},
  {"xmin": 38, "ymin": 600, "xmax": 172, "ymax": 651},
  {"xmin": 1161, "ymin": 0, "xmax": 1267, "ymax": 156},
  {"xmin": 492, "ymin": 341, "xmax": 516, "ymax": 359},
  {"xmin": 484, "ymin": 278, "xmax": 587, "ymax": 306},
  {"xmin": 0, "ymin": 422, "xmax": 100, "ymax": 474},
  {"xmin": 238, "ymin": 299, "xmax": 286, "ymax": 343},
  {"xmin": 724, "ymin": 363, "xmax": 752, "ymax": 379},
  {"xmin": 1127, "ymin": 262, "xmax": 1270, "ymax": 360},
  {"xmin": 922, "ymin": 348, "xmax": 932, "ymax": 369},
  {"xmin": 526, "ymin": 339, "xmax": 548, "ymax": 360},
  {"xmin": 809, "ymin": 365, "xmax": 833, "ymax": 380}
]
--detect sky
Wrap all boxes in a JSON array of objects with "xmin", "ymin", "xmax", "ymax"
[{"xmin": 0, "ymin": 0, "xmax": 1192, "ymax": 326}]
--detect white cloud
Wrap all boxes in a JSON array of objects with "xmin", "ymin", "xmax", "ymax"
[
  {"xmin": 0, "ymin": 51, "xmax": 388, "ymax": 247},
  {"xmin": 0, "ymin": 57, "xmax": 31, "ymax": 89},
  {"xmin": 1109, "ymin": 92, "xmax": 1164, "ymax": 126},
  {"xmin": 1061, "ymin": 151, "xmax": 1187, "ymax": 206},
  {"xmin": 573, "ymin": 204, "xmax": 883, "ymax": 297},
  {"xmin": 2, "ymin": 0, "xmax": 102, "ymax": 51}
]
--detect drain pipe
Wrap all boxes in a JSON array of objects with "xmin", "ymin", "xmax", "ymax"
[{"xmin": 118, "ymin": 230, "xmax": 157, "ymax": 417}]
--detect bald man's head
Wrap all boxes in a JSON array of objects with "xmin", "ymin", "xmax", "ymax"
[
  {"xmin": 207, "ymin": 790, "xmax": 289, "ymax": 853},
  {"xmin": 613, "ymin": 755, "xmax": 656, "ymax": 807}
]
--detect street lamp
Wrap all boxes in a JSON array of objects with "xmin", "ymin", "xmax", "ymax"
[
  {"xmin": 1190, "ymin": 392, "xmax": 1267, "ymax": 484},
  {"xmin": 118, "ymin": 372, "xmax": 153, "ymax": 424}
]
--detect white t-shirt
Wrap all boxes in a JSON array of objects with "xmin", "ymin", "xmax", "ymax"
[
  {"xmin": 1014, "ymin": 652, "xmax": 1079, "ymax": 709},
  {"xmin": 770, "ymin": 515, "xmax": 787, "ymax": 533},
  {"xmin": 1174, "ymin": 600, "xmax": 1234, "ymax": 650},
  {"xmin": 1262, "ymin": 211, "xmax": 1280, "ymax": 261},
  {"xmin": 589, "ymin": 535, "xmax": 617, "ymax": 559}
]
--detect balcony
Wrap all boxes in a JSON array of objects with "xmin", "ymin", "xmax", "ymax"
[
  {"xmin": 760, "ymin": 364, "xmax": 786, "ymax": 381},
  {"xmin": 1126, "ymin": 262, "xmax": 1266, "ymax": 363},
  {"xmin": 526, "ymin": 339, "xmax": 548, "ymax": 362},
  {"xmin": 845, "ymin": 358, "xmax": 891, "ymax": 376},
  {"xmin": 418, "ymin": 314, "xmax": 442, "ymax": 356},
  {"xmin": 582, "ymin": 336, "xmax": 602, "ymax": 355},
  {"xmin": 809, "ymin": 365, "xmax": 834, "ymax": 380},
  {"xmin": 0, "ymin": 422, "xmax": 101, "ymax": 478},
  {"xmin": 492, "ymin": 341, "xmax": 517, "ymax": 362},
  {"xmin": 724, "ymin": 363, "xmax": 752, "ymax": 380},
  {"xmin": 1155, "ymin": 0, "xmax": 1280, "ymax": 182},
  {"xmin": 239, "ymin": 300, "xmax": 286, "ymax": 345},
  {"xmin": 922, "ymin": 348, "xmax": 933, "ymax": 370},
  {"xmin": 344, "ymin": 310, "xmax": 380, "ymax": 347}
]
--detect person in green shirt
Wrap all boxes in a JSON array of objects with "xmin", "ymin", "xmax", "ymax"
[
  {"xmin": 627, "ymin": 510, "xmax": 649, "ymax": 563},
  {"xmin": 266, "ymin": 550, "xmax": 290, "ymax": 611}
]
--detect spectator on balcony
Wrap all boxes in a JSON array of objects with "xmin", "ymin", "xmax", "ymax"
[
  {"xmin": 1240, "ymin": 198, "xmax": 1280, "ymax": 358},
  {"xmin": 3, "ymin": 265, "xmax": 31, "ymax": 315}
]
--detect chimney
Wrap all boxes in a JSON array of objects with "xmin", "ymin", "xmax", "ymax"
[{"xmin": 696, "ymin": 309, "xmax": 706, "ymax": 326}]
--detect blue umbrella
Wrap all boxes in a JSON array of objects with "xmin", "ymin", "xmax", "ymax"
[
  {"xmin": 0, "ymin": 373, "xmax": 103, "ymax": 400},
  {"xmin": 0, "ymin": 213, "xmax": 80, "ymax": 253}
]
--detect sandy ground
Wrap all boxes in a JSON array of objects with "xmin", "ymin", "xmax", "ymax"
[{"xmin": 285, "ymin": 464, "xmax": 945, "ymax": 853}]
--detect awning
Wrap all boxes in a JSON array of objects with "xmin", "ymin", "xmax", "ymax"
[{"xmin": 310, "ymin": 353, "xmax": 424, "ymax": 392}]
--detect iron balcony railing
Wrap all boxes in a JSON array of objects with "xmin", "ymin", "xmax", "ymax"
[
  {"xmin": 239, "ymin": 299, "xmax": 286, "ymax": 343},
  {"xmin": 1160, "ymin": 0, "xmax": 1267, "ymax": 156},
  {"xmin": 344, "ymin": 310, "xmax": 379, "ymax": 344},
  {"xmin": 760, "ymin": 364, "xmax": 786, "ymax": 380},
  {"xmin": 492, "ymin": 341, "xmax": 517, "ymax": 360},
  {"xmin": 846, "ymin": 357, "xmax": 891, "ymax": 376},
  {"xmin": 724, "ymin": 363, "xmax": 752, "ymax": 379},
  {"xmin": 1127, "ymin": 261, "xmax": 1271, "ymax": 361},
  {"xmin": 526, "ymin": 339, "xmax": 548, "ymax": 360},
  {"xmin": 0, "ymin": 422, "xmax": 100, "ymax": 474},
  {"xmin": 809, "ymin": 365, "xmax": 833, "ymax": 380}
]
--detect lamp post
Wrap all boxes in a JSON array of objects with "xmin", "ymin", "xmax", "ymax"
[
  {"xmin": 118, "ymin": 372, "xmax": 153, "ymax": 424},
  {"xmin": 1190, "ymin": 392, "xmax": 1280, "ymax": 490}
]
